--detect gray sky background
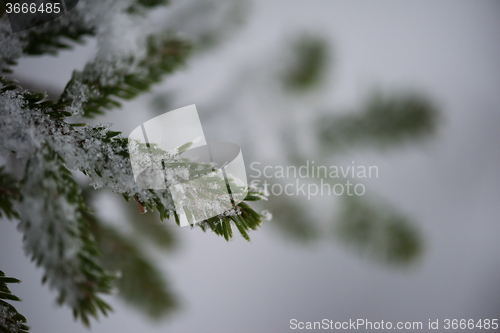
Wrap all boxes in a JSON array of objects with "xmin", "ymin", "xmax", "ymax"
[{"xmin": 1, "ymin": 1, "xmax": 500, "ymax": 332}]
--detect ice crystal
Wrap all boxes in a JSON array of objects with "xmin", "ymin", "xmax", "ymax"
[{"xmin": 260, "ymin": 209, "xmax": 272, "ymax": 221}]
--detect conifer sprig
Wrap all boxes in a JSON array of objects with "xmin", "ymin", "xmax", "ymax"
[{"xmin": 0, "ymin": 271, "xmax": 29, "ymax": 333}]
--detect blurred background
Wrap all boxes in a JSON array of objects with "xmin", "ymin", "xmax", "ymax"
[{"xmin": 1, "ymin": 0, "xmax": 500, "ymax": 332}]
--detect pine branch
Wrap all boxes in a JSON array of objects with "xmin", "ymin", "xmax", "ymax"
[
  {"xmin": 21, "ymin": 19, "xmax": 95, "ymax": 57},
  {"xmin": 282, "ymin": 35, "xmax": 328, "ymax": 92},
  {"xmin": 71, "ymin": 125, "xmax": 267, "ymax": 241},
  {"xmin": 0, "ymin": 80, "xmax": 267, "ymax": 330},
  {"xmin": 0, "ymin": 6, "xmax": 95, "ymax": 73},
  {"xmin": 1, "ymin": 76, "xmax": 268, "ymax": 241},
  {"xmin": 335, "ymin": 196, "xmax": 422, "ymax": 265},
  {"xmin": 84, "ymin": 211, "xmax": 179, "ymax": 320},
  {"xmin": 1, "ymin": 1, "xmax": 269, "ymax": 331},
  {"xmin": 59, "ymin": 35, "xmax": 191, "ymax": 117},
  {"xmin": 1, "ymin": 0, "xmax": 176, "ymax": 73},
  {"xmin": 0, "ymin": 271, "xmax": 29, "ymax": 333},
  {"xmin": 318, "ymin": 92, "xmax": 440, "ymax": 150},
  {"xmin": 199, "ymin": 200, "xmax": 264, "ymax": 241},
  {"xmin": 17, "ymin": 146, "xmax": 115, "ymax": 327}
]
